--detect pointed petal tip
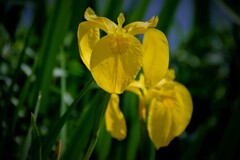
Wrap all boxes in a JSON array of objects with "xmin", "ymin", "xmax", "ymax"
[
  {"xmin": 117, "ymin": 13, "xmax": 125, "ymax": 26},
  {"xmin": 148, "ymin": 16, "xmax": 159, "ymax": 27},
  {"xmin": 85, "ymin": 7, "xmax": 96, "ymax": 19}
]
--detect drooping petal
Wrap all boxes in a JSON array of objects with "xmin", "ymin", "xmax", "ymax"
[
  {"xmin": 84, "ymin": 7, "xmax": 117, "ymax": 34},
  {"xmin": 147, "ymin": 99, "xmax": 173, "ymax": 149},
  {"xmin": 77, "ymin": 21, "xmax": 100, "ymax": 70},
  {"xmin": 90, "ymin": 34, "xmax": 143, "ymax": 94},
  {"xmin": 143, "ymin": 28, "xmax": 169, "ymax": 88},
  {"xmin": 124, "ymin": 16, "xmax": 158, "ymax": 35},
  {"xmin": 105, "ymin": 94, "xmax": 127, "ymax": 140},
  {"xmin": 147, "ymin": 82, "xmax": 193, "ymax": 149},
  {"xmin": 170, "ymin": 82, "xmax": 193, "ymax": 136}
]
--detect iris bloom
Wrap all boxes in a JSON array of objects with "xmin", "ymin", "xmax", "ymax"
[
  {"xmin": 78, "ymin": 7, "xmax": 169, "ymax": 94},
  {"xmin": 105, "ymin": 69, "xmax": 193, "ymax": 149}
]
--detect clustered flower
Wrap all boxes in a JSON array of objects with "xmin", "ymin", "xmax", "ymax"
[{"xmin": 78, "ymin": 7, "xmax": 193, "ymax": 149}]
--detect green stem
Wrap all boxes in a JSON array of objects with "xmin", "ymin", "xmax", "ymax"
[{"xmin": 83, "ymin": 92, "xmax": 111, "ymax": 160}]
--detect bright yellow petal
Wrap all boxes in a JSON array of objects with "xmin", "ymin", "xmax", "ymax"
[
  {"xmin": 124, "ymin": 16, "xmax": 158, "ymax": 35},
  {"xmin": 127, "ymin": 74, "xmax": 146, "ymax": 98},
  {"xmin": 84, "ymin": 7, "xmax": 117, "ymax": 34},
  {"xmin": 170, "ymin": 82, "xmax": 193, "ymax": 136},
  {"xmin": 90, "ymin": 34, "xmax": 143, "ymax": 94},
  {"xmin": 143, "ymin": 28, "xmax": 169, "ymax": 88},
  {"xmin": 164, "ymin": 69, "xmax": 175, "ymax": 81},
  {"xmin": 105, "ymin": 94, "xmax": 127, "ymax": 140},
  {"xmin": 126, "ymin": 81, "xmax": 143, "ymax": 98},
  {"xmin": 77, "ymin": 21, "xmax": 99, "ymax": 70},
  {"xmin": 147, "ymin": 99, "xmax": 173, "ymax": 149},
  {"xmin": 147, "ymin": 82, "xmax": 193, "ymax": 149}
]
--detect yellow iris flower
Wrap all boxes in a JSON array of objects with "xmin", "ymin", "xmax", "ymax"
[
  {"xmin": 105, "ymin": 69, "xmax": 193, "ymax": 149},
  {"xmin": 78, "ymin": 7, "xmax": 169, "ymax": 94}
]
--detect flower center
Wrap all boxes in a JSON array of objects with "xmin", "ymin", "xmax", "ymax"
[{"xmin": 110, "ymin": 36, "xmax": 129, "ymax": 55}]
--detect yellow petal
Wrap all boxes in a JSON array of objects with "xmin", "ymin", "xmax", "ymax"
[
  {"xmin": 124, "ymin": 16, "xmax": 158, "ymax": 35},
  {"xmin": 84, "ymin": 7, "xmax": 117, "ymax": 34},
  {"xmin": 165, "ymin": 69, "xmax": 175, "ymax": 81},
  {"xmin": 90, "ymin": 34, "xmax": 143, "ymax": 94},
  {"xmin": 143, "ymin": 28, "xmax": 169, "ymax": 88},
  {"xmin": 147, "ymin": 99, "xmax": 173, "ymax": 149},
  {"xmin": 147, "ymin": 82, "xmax": 193, "ymax": 149},
  {"xmin": 77, "ymin": 21, "xmax": 100, "ymax": 70},
  {"xmin": 116, "ymin": 13, "xmax": 126, "ymax": 34},
  {"xmin": 105, "ymin": 94, "xmax": 127, "ymax": 140},
  {"xmin": 171, "ymin": 82, "xmax": 193, "ymax": 136},
  {"xmin": 127, "ymin": 74, "xmax": 145, "ymax": 98},
  {"xmin": 126, "ymin": 81, "xmax": 143, "ymax": 98}
]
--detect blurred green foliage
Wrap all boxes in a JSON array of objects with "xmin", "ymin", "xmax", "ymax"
[{"xmin": 0, "ymin": 0, "xmax": 240, "ymax": 159}]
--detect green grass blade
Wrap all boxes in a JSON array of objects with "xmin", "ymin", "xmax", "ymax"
[
  {"xmin": 128, "ymin": 0, "xmax": 151, "ymax": 22},
  {"xmin": 61, "ymin": 90, "xmax": 102, "ymax": 160},
  {"xmin": 30, "ymin": 0, "xmax": 73, "ymax": 112},
  {"xmin": 21, "ymin": 92, "xmax": 42, "ymax": 160},
  {"xmin": 122, "ymin": 92, "xmax": 141, "ymax": 160},
  {"xmin": 83, "ymin": 91, "xmax": 111, "ymax": 160},
  {"xmin": 60, "ymin": 47, "xmax": 67, "ymax": 154},
  {"xmin": 41, "ymin": 78, "xmax": 94, "ymax": 159},
  {"xmin": 30, "ymin": 113, "xmax": 42, "ymax": 160},
  {"xmin": 139, "ymin": 120, "xmax": 155, "ymax": 160},
  {"xmin": 104, "ymin": 0, "xmax": 123, "ymax": 20},
  {"xmin": 157, "ymin": 0, "xmax": 180, "ymax": 34},
  {"xmin": 95, "ymin": 122, "xmax": 112, "ymax": 160}
]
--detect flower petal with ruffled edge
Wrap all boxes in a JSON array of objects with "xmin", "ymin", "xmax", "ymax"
[
  {"xmin": 147, "ymin": 81, "xmax": 193, "ymax": 149},
  {"xmin": 77, "ymin": 22, "xmax": 99, "ymax": 70},
  {"xmin": 124, "ymin": 16, "xmax": 158, "ymax": 35},
  {"xmin": 105, "ymin": 94, "xmax": 127, "ymax": 140},
  {"xmin": 170, "ymin": 82, "xmax": 193, "ymax": 135},
  {"xmin": 84, "ymin": 7, "xmax": 117, "ymax": 34}
]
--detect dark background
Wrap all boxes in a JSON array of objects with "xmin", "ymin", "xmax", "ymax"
[{"xmin": 0, "ymin": 0, "xmax": 240, "ymax": 159}]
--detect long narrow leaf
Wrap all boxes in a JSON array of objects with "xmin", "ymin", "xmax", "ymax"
[
  {"xmin": 157, "ymin": 0, "xmax": 180, "ymax": 34},
  {"xmin": 60, "ymin": 47, "xmax": 67, "ymax": 154},
  {"xmin": 30, "ymin": 113, "xmax": 42, "ymax": 160},
  {"xmin": 42, "ymin": 78, "xmax": 94, "ymax": 159},
  {"xmin": 83, "ymin": 91, "xmax": 111, "ymax": 160},
  {"xmin": 21, "ymin": 92, "xmax": 42, "ymax": 160},
  {"xmin": 62, "ymin": 90, "xmax": 103, "ymax": 160},
  {"xmin": 30, "ymin": 0, "xmax": 73, "ymax": 112}
]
